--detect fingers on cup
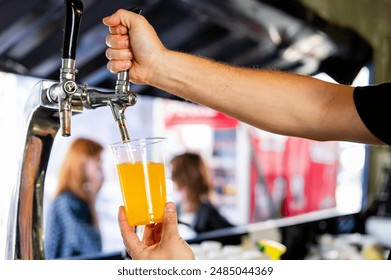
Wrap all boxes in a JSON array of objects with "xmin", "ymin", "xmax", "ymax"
[
  {"xmin": 142, "ymin": 224, "xmax": 155, "ymax": 246},
  {"xmin": 118, "ymin": 206, "xmax": 147, "ymax": 257}
]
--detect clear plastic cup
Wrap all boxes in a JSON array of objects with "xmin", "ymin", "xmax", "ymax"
[{"xmin": 109, "ymin": 137, "xmax": 167, "ymax": 226}]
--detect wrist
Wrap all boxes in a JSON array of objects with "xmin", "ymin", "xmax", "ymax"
[{"xmin": 146, "ymin": 48, "xmax": 174, "ymax": 88}]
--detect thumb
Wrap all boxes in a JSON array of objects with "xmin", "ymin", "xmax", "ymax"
[{"xmin": 161, "ymin": 202, "xmax": 180, "ymax": 240}]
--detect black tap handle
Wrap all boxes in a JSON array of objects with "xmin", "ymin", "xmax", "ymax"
[
  {"xmin": 62, "ymin": 0, "xmax": 83, "ymax": 59},
  {"xmin": 129, "ymin": 7, "xmax": 142, "ymax": 14}
]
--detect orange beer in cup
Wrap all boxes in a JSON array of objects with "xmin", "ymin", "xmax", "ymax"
[
  {"xmin": 109, "ymin": 137, "xmax": 167, "ymax": 226},
  {"xmin": 116, "ymin": 161, "xmax": 166, "ymax": 225}
]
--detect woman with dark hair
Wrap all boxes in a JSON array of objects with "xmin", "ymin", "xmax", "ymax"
[
  {"xmin": 170, "ymin": 152, "xmax": 234, "ymax": 233},
  {"xmin": 45, "ymin": 137, "xmax": 104, "ymax": 259}
]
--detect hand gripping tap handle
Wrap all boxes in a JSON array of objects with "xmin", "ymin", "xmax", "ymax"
[
  {"xmin": 115, "ymin": 7, "xmax": 142, "ymax": 94},
  {"xmin": 113, "ymin": 7, "xmax": 142, "ymax": 142}
]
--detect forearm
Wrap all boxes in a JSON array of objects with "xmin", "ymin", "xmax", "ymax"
[
  {"xmin": 150, "ymin": 50, "xmax": 365, "ymax": 142},
  {"xmin": 104, "ymin": 9, "xmax": 381, "ymax": 144}
]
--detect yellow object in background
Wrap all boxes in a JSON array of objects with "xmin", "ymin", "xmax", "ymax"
[
  {"xmin": 257, "ymin": 239, "xmax": 287, "ymax": 260},
  {"xmin": 361, "ymin": 244, "xmax": 385, "ymax": 260}
]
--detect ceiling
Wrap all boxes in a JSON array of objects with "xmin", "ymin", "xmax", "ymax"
[{"xmin": 0, "ymin": 0, "xmax": 373, "ymax": 100}]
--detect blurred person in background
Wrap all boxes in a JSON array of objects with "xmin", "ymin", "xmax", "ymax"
[
  {"xmin": 170, "ymin": 152, "xmax": 235, "ymax": 234},
  {"xmin": 45, "ymin": 137, "xmax": 104, "ymax": 259}
]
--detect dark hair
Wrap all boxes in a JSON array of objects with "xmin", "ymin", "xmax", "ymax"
[{"xmin": 170, "ymin": 152, "xmax": 212, "ymax": 211}]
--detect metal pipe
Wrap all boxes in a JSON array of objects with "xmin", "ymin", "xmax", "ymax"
[{"xmin": 5, "ymin": 81, "xmax": 60, "ymax": 259}]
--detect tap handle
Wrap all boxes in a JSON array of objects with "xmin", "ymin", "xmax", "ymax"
[
  {"xmin": 112, "ymin": 7, "xmax": 141, "ymax": 142},
  {"xmin": 62, "ymin": 0, "xmax": 83, "ymax": 60},
  {"xmin": 129, "ymin": 7, "xmax": 142, "ymax": 14},
  {"xmin": 115, "ymin": 71, "xmax": 129, "ymax": 94},
  {"xmin": 58, "ymin": 0, "xmax": 83, "ymax": 136},
  {"xmin": 115, "ymin": 8, "xmax": 142, "ymax": 94}
]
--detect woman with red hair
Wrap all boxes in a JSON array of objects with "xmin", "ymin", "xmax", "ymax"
[{"xmin": 45, "ymin": 138, "xmax": 104, "ymax": 259}]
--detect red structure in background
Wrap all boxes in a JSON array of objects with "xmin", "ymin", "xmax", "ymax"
[
  {"xmin": 163, "ymin": 100, "xmax": 339, "ymax": 223},
  {"xmin": 249, "ymin": 131, "xmax": 339, "ymax": 222},
  {"xmin": 164, "ymin": 101, "xmax": 239, "ymax": 129}
]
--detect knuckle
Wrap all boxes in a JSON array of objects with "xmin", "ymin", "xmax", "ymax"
[
  {"xmin": 119, "ymin": 25, "xmax": 128, "ymax": 35},
  {"xmin": 117, "ymin": 8, "xmax": 127, "ymax": 15},
  {"xmin": 164, "ymin": 215, "xmax": 177, "ymax": 224}
]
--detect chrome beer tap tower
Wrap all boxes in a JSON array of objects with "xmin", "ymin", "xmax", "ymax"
[{"xmin": 5, "ymin": 0, "xmax": 136, "ymax": 259}]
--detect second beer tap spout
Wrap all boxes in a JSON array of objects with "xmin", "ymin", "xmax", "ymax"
[{"xmin": 80, "ymin": 83, "xmax": 136, "ymax": 142}]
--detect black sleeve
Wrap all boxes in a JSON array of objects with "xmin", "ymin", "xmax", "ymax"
[
  {"xmin": 353, "ymin": 83, "xmax": 391, "ymax": 146},
  {"xmin": 193, "ymin": 202, "xmax": 234, "ymax": 233}
]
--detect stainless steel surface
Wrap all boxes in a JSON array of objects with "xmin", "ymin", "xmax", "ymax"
[
  {"xmin": 115, "ymin": 71, "xmax": 130, "ymax": 95},
  {"xmin": 113, "ymin": 71, "xmax": 134, "ymax": 142},
  {"xmin": 5, "ymin": 80, "xmax": 60, "ymax": 259},
  {"xmin": 5, "ymin": 75, "xmax": 137, "ymax": 259}
]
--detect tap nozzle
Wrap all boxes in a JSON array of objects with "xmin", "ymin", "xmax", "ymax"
[
  {"xmin": 56, "ymin": 59, "xmax": 78, "ymax": 136},
  {"xmin": 112, "ymin": 70, "xmax": 137, "ymax": 141},
  {"xmin": 109, "ymin": 102, "xmax": 131, "ymax": 142},
  {"xmin": 58, "ymin": 79, "xmax": 77, "ymax": 136},
  {"xmin": 59, "ymin": 94, "xmax": 72, "ymax": 137}
]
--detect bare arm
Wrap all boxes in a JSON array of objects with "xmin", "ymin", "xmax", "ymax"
[{"xmin": 103, "ymin": 9, "xmax": 383, "ymax": 145}]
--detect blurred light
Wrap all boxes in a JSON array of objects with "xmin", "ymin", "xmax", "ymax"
[
  {"xmin": 179, "ymin": 124, "xmax": 213, "ymax": 151},
  {"xmin": 283, "ymin": 33, "xmax": 334, "ymax": 62},
  {"xmin": 340, "ymin": 145, "xmax": 366, "ymax": 174},
  {"xmin": 352, "ymin": 66, "xmax": 370, "ymax": 86}
]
